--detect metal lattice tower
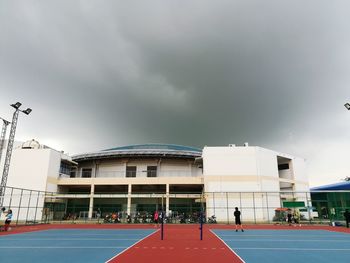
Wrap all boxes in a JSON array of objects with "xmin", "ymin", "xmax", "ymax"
[
  {"xmin": 0, "ymin": 103, "xmax": 31, "ymax": 206},
  {"xmin": 0, "ymin": 110, "xmax": 19, "ymax": 206},
  {"xmin": 0, "ymin": 118, "xmax": 10, "ymax": 166},
  {"xmin": 0, "ymin": 118, "xmax": 11, "ymax": 205}
]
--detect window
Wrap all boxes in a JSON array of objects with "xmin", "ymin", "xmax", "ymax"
[
  {"xmin": 278, "ymin": 163, "xmax": 289, "ymax": 170},
  {"xmin": 59, "ymin": 162, "xmax": 71, "ymax": 175},
  {"xmin": 82, "ymin": 168, "xmax": 92, "ymax": 178},
  {"xmin": 147, "ymin": 166, "xmax": 157, "ymax": 177},
  {"xmin": 70, "ymin": 170, "xmax": 76, "ymax": 178},
  {"xmin": 126, "ymin": 166, "xmax": 137, "ymax": 178}
]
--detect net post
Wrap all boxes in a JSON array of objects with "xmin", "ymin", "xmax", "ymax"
[
  {"xmin": 200, "ymin": 211, "xmax": 203, "ymax": 240},
  {"xmin": 161, "ymin": 210, "xmax": 164, "ymax": 240}
]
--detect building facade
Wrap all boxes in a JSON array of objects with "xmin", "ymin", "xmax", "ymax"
[
  {"xmin": 311, "ymin": 181, "xmax": 350, "ymax": 221},
  {"xmin": 3, "ymin": 139, "xmax": 76, "ymax": 223},
  {"xmin": 3, "ymin": 141, "xmax": 309, "ymax": 223}
]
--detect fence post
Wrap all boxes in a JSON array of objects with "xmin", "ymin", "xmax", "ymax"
[
  {"xmin": 213, "ymin": 192, "xmax": 216, "ymax": 217},
  {"xmin": 25, "ymin": 190, "xmax": 32, "ymax": 224},
  {"xmin": 266, "ymin": 192, "xmax": 270, "ymax": 223},
  {"xmin": 226, "ymin": 192, "xmax": 229, "ymax": 224},
  {"xmin": 16, "ymin": 189, "xmax": 24, "ymax": 226},
  {"xmin": 8, "ymin": 187, "xmax": 14, "ymax": 209},
  {"xmin": 306, "ymin": 191, "xmax": 312, "ymax": 224},
  {"xmin": 34, "ymin": 191, "xmax": 40, "ymax": 224},
  {"xmin": 239, "ymin": 192, "xmax": 242, "ymax": 216},
  {"xmin": 253, "ymin": 192, "xmax": 256, "ymax": 224}
]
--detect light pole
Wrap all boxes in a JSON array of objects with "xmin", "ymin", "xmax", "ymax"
[
  {"xmin": 0, "ymin": 102, "xmax": 32, "ymax": 206},
  {"xmin": 0, "ymin": 117, "xmax": 11, "ymax": 168},
  {"xmin": 345, "ymin": 103, "xmax": 350, "ymax": 110}
]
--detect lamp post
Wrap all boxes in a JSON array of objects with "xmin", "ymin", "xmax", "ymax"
[
  {"xmin": 0, "ymin": 117, "xmax": 11, "ymax": 168},
  {"xmin": 0, "ymin": 102, "xmax": 32, "ymax": 206}
]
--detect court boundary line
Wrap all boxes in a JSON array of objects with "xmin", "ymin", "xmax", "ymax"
[
  {"xmin": 105, "ymin": 229, "xmax": 159, "ymax": 263},
  {"xmin": 221, "ymin": 239, "xmax": 350, "ymax": 242},
  {"xmin": 231, "ymin": 247, "xmax": 350, "ymax": 251},
  {"xmin": 0, "ymin": 238, "xmax": 143, "ymax": 241},
  {"xmin": 217, "ymin": 234, "xmax": 350, "ymax": 237},
  {"xmin": 210, "ymin": 229, "xmax": 246, "ymax": 263},
  {"xmin": 0, "ymin": 246, "xmax": 128, "ymax": 249}
]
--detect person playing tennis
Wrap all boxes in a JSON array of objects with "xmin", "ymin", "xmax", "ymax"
[{"xmin": 234, "ymin": 207, "xmax": 244, "ymax": 232}]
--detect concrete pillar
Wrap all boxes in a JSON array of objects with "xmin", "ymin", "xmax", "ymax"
[
  {"xmin": 188, "ymin": 161, "xmax": 192, "ymax": 177},
  {"xmin": 127, "ymin": 184, "xmax": 132, "ymax": 215},
  {"xmin": 158, "ymin": 158, "xmax": 161, "ymax": 177},
  {"xmin": 88, "ymin": 184, "xmax": 95, "ymax": 219},
  {"xmin": 166, "ymin": 184, "xmax": 170, "ymax": 215},
  {"xmin": 124, "ymin": 161, "xmax": 127, "ymax": 178}
]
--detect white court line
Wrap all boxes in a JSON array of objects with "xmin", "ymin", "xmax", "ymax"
[
  {"xmin": 105, "ymin": 229, "xmax": 159, "ymax": 263},
  {"xmin": 223, "ymin": 239, "xmax": 350, "ymax": 242},
  {"xmin": 210, "ymin": 229, "xmax": 246, "ymax": 263},
  {"xmin": 14, "ymin": 234, "xmax": 152, "ymax": 237},
  {"xmin": 218, "ymin": 234, "xmax": 350, "ymax": 238},
  {"xmin": 0, "ymin": 238, "xmax": 140, "ymax": 241},
  {"xmin": 0, "ymin": 247, "xmax": 128, "ymax": 249},
  {"xmin": 232, "ymin": 247, "xmax": 350, "ymax": 251}
]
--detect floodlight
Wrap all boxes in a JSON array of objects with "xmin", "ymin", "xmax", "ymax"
[
  {"xmin": 22, "ymin": 108, "xmax": 32, "ymax": 115},
  {"xmin": 11, "ymin": 102, "xmax": 22, "ymax": 109},
  {"xmin": 345, "ymin": 103, "xmax": 350, "ymax": 110}
]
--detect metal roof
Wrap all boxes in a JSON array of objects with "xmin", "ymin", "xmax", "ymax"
[
  {"xmin": 72, "ymin": 144, "xmax": 202, "ymax": 162},
  {"xmin": 311, "ymin": 181, "xmax": 350, "ymax": 191},
  {"xmin": 104, "ymin": 144, "xmax": 202, "ymax": 152}
]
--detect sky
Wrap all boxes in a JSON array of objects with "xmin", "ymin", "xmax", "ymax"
[{"xmin": 1, "ymin": 0, "xmax": 350, "ymax": 187}]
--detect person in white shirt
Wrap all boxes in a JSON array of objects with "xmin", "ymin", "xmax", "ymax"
[{"xmin": 4, "ymin": 209, "xmax": 12, "ymax": 231}]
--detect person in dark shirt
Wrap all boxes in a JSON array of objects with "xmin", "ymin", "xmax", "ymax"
[
  {"xmin": 287, "ymin": 209, "xmax": 293, "ymax": 226},
  {"xmin": 344, "ymin": 209, "xmax": 350, "ymax": 228},
  {"xmin": 234, "ymin": 207, "xmax": 244, "ymax": 232}
]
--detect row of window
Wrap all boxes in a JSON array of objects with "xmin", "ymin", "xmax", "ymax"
[{"xmin": 71, "ymin": 166, "xmax": 158, "ymax": 178}]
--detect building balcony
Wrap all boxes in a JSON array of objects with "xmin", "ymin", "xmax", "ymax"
[{"xmin": 62, "ymin": 170, "xmax": 202, "ymax": 179}]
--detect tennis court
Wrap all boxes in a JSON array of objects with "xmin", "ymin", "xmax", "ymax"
[
  {"xmin": 0, "ymin": 228, "xmax": 157, "ymax": 263},
  {"xmin": 0, "ymin": 225, "xmax": 350, "ymax": 262},
  {"xmin": 212, "ymin": 229, "xmax": 350, "ymax": 263}
]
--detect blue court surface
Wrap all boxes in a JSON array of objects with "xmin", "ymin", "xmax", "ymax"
[
  {"xmin": 0, "ymin": 229, "xmax": 156, "ymax": 263},
  {"xmin": 212, "ymin": 229, "xmax": 350, "ymax": 263}
]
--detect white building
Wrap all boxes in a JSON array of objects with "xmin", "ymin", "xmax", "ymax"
[
  {"xmin": 2, "ymin": 141, "xmax": 309, "ymax": 223},
  {"xmin": 2, "ymin": 139, "xmax": 76, "ymax": 223},
  {"xmin": 202, "ymin": 145, "xmax": 309, "ymax": 222}
]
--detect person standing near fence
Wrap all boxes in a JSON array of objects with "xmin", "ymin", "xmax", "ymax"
[
  {"xmin": 234, "ymin": 207, "xmax": 244, "ymax": 232},
  {"xmin": 344, "ymin": 209, "xmax": 350, "ymax": 228},
  {"xmin": 4, "ymin": 209, "xmax": 12, "ymax": 231},
  {"xmin": 154, "ymin": 210, "xmax": 159, "ymax": 227},
  {"xmin": 293, "ymin": 209, "xmax": 301, "ymax": 227},
  {"xmin": 287, "ymin": 209, "xmax": 293, "ymax": 226}
]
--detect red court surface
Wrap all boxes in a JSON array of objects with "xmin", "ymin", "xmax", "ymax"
[
  {"xmin": 109, "ymin": 225, "xmax": 242, "ymax": 263},
  {"xmin": 1, "ymin": 224, "xmax": 349, "ymax": 263}
]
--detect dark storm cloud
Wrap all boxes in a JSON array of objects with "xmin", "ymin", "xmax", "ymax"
[{"xmin": 1, "ymin": 0, "xmax": 350, "ymax": 185}]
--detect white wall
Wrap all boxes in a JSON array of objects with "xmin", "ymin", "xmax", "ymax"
[
  {"xmin": 256, "ymin": 147, "xmax": 279, "ymax": 178},
  {"xmin": 7, "ymin": 149, "xmax": 51, "ymax": 191},
  {"xmin": 94, "ymin": 159, "xmax": 200, "ymax": 178},
  {"xmin": 202, "ymin": 145, "xmax": 308, "ymax": 222},
  {"xmin": 293, "ymin": 157, "xmax": 309, "ymax": 191},
  {"xmin": 255, "ymin": 147, "xmax": 280, "ymax": 192},
  {"xmin": 203, "ymin": 146, "xmax": 258, "ymax": 176},
  {"xmin": 4, "ymin": 147, "xmax": 71, "ymax": 221}
]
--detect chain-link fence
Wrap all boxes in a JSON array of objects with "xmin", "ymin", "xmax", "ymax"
[{"xmin": 0, "ymin": 186, "xmax": 349, "ymax": 226}]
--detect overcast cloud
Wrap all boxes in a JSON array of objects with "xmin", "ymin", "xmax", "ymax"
[{"xmin": 1, "ymin": 0, "xmax": 350, "ymax": 186}]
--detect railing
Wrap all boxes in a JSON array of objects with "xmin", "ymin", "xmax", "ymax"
[{"xmin": 60, "ymin": 170, "xmax": 201, "ymax": 178}]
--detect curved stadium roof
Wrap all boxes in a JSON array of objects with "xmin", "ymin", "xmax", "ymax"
[{"xmin": 72, "ymin": 144, "xmax": 202, "ymax": 162}]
